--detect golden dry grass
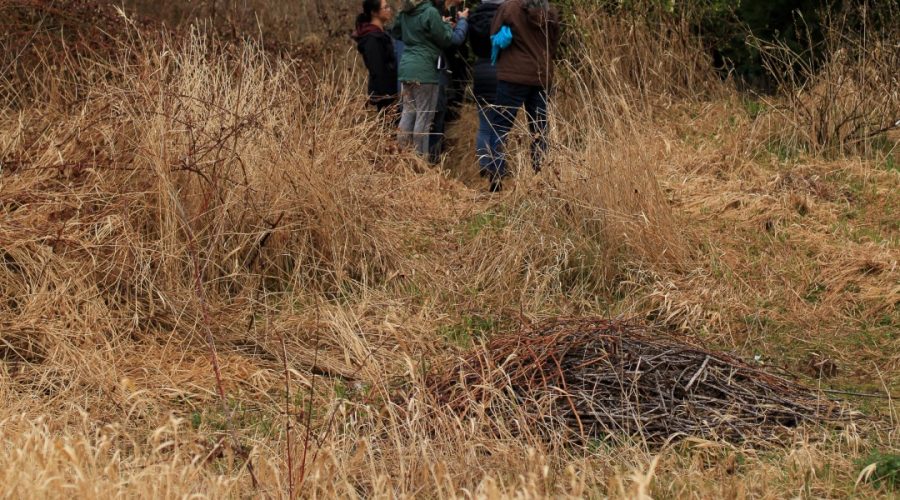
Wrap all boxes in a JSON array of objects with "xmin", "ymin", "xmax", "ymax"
[{"xmin": 1, "ymin": 2, "xmax": 898, "ymax": 498}]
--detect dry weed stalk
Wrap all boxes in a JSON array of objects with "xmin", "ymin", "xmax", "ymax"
[{"xmin": 278, "ymin": 331, "xmax": 295, "ymax": 497}]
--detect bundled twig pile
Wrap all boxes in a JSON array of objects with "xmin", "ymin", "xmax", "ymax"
[{"xmin": 429, "ymin": 318, "xmax": 851, "ymax": 444}]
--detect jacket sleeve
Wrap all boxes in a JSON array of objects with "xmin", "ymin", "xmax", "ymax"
[
  {"xmin": 449, "ymin": 17, "xmax": 468, "ymax": 47},
  {"xmin": 426, "ymin": 7, "xmax": 455, "ymax": 48},
  {"xmin": 359, "ymin": 37, "xmax": 394, "ymax": 98}
]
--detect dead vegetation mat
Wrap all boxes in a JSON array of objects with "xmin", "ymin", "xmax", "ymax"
[{"xmin": 429, "ymin": 318, "xmax": 854, "ymax": 445}]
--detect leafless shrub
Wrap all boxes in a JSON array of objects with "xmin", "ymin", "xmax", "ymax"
[{"xmin": 753, "ymin": 2, "xmax": 900, "ymax": 156}]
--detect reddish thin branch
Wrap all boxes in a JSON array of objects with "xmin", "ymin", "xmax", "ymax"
[
  {"xmin": 172, "ymin": 190, "xmax": 260, "ymax": 489},
  {"xmin": 280, "ymin": 333, "xmax": 295, "ymax": 499}
]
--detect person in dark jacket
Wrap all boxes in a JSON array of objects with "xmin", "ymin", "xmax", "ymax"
[
  {"xmin": 352, "ymin": 0, "xmax": 399, "ymax": 112},
  {"xmin": 468, "ymin": 0, "xmax": 506, "ymax": 176},
  {"xmin": 435, "ymin": 0, "xmax": 471, "ymax": 120},
  {"xmin": 428, "ymin": 0, "xmax": 470, "ymax": 163},
  {"xmin": 486, "ymin": 0, "xmax": 560, "ymax": 192}
]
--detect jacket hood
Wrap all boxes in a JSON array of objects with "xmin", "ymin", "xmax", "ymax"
[
  {"xmin": 400, "ymin": 0, "xmax": 428, "ymax": 12},
  {"xmin": 470, "ymin": 3, "xmax": 501, "ymax": 36},
  {"xmin": 351, "ymin": 22, "xmax": 384, "ymax": 40}
]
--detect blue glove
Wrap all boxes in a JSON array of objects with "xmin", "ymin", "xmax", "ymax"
[{"xmin": 491, "ymin": 25, "xmax": 513, "ymax": 66}]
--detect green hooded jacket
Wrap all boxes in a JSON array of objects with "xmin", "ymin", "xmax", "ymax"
[{"xmin": 393, "ymin": 0, "xmax": 454, "ymax": 84}]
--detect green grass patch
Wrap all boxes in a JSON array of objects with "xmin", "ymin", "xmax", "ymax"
[
  {"xmin": 803, "ymin": 282, "xmax": 827, "ymax": 303},
  {"xmin": 439, "ymin": 315, "xmax": 498, "ymax": 349},
  {"xmin": 761, "ymin": 138, "xmax": 805, "ymax": 163},
  {"xmin": 883, "ymin": 153, "xmax": 898, "ymax": 173},
  {"xmin": 857, "ymin": 452, "xmax": 900, "ymax": 491},
  {"xmin": 850, "ymin": 227, "xmax": 888, "ymax": 245},
  {"xmin": 741, "ymin": 97, "xmax": 767, "ymax": 119},
  {"xmin": 189, "ymin": 399, "xmax": 276, "ymax": 437},
  {"xmin": 463, "ymin": 210, "xmax": 508, "ymax": 240},
  {"xmin": 869, "ymin": 135, "xmax": 898, "ymax": 172}
]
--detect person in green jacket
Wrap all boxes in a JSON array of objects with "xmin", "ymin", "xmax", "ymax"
[{"xmin": 393, "ymin": 0, "xmax": 468, "ymax": 158}]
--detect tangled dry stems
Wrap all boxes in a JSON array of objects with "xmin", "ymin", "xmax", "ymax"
[{"xmin": 429, "ymin": 318, "xmax": 854, "ymax": 445}]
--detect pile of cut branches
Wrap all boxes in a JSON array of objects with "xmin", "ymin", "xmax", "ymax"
[{"xmin": 429, "ymin": 318, "xmax": 852, "ymax": 444}]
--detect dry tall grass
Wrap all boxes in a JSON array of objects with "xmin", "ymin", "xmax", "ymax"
[{"xmin": 1, "ymin": 1, "xmax": 898, "ymax": 498}]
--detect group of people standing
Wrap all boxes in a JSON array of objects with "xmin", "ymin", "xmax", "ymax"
[{"xmin": 352, "ymin": 0, "xmax": 560, "ymax": 192}]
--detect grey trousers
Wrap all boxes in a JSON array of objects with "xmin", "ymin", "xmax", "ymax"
[{"xmin": 397, "ymin": 82, "xmax": 440, "ymax": 158}]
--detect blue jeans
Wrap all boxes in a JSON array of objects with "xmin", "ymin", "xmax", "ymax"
[
  {"xmin": 486, "ymin": 81, "xmax": 549, "ymax": 178},
  {"xmin": 476, "ymin": 98, "xmax": 500, "ymax": 174}
]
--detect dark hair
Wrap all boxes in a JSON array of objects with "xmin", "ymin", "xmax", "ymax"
[{"xmin": 356, "ymin": 0, "xmax": 383, "ymax": 26}]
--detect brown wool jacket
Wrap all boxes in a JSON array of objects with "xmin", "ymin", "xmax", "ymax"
[{"xmin": 491, "ymin": 0, "xmax": 561, "ymax": 88}]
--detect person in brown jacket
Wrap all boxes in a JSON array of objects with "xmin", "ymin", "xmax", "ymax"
[{"xmin": 485, "ymin": 0, "xmax": 560, "ymax": 192}]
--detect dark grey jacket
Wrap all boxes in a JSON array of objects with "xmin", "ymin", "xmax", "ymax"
[{"xmin": 469, "ymin": 1, "xmax": 503, "ymax": 102}]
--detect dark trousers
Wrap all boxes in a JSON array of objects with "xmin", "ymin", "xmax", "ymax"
[
  {"xmin": 475, "ymin": 97, "xmax": 500, "ymax": 173},
  {"xmin": 428, "ymin": 68, "xmax": 451, "ymax": 163},
  {"xmin": 486, "ymin": 81, "xmax": 549, "ymax": 178}
]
